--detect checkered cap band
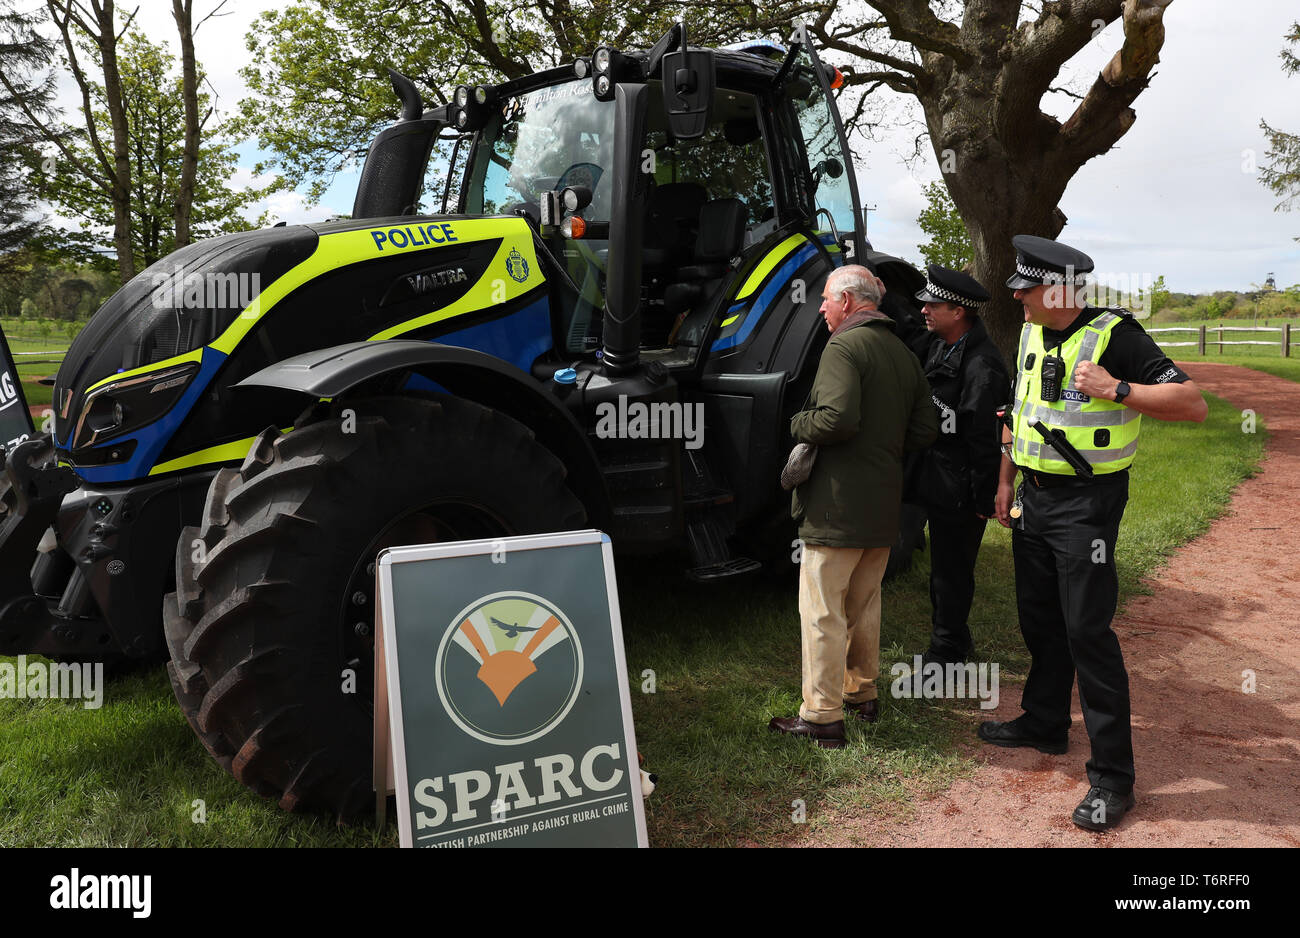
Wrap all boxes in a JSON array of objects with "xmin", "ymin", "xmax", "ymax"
[
  {"xmin": 924, "ymin": 279, "xmax": 982, "ymax": 306},
  {"xmin": 1016, "ymin": 259, "xmax": 1088, "ymax": 284}
]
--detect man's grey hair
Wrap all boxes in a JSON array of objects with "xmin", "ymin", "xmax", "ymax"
[{"xmin": 827, "ymin": 265, "xmax": 883, "ymax": 307}]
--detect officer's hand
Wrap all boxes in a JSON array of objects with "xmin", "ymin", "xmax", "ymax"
[
  {"xmin": 1073, "ymin": 360, "xmax": 1119, "ymax": 400},
  {"xmin": 994, "ymin": 482, "xmax": 1014, "ymax": 528}
]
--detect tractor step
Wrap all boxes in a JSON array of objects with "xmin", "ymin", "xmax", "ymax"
[
  {"xmin": 685, "ymin": 504, "xmax": 756, "ymax": 582},
  {"xmin": 687, "ymin": 556, "xmax": 761, "ymax": 583}
]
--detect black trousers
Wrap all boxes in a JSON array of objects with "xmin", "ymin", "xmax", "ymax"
[
  {"xmin": 926, "ymin": 506, "xmax": 987, "ymax": 660},
  {"xmin": 1012, "ymin": 472, "xmax": 1134, "ymax": 794}
]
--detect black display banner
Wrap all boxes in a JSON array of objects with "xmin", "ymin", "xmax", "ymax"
[{"xmin": 0, "ymin": 327, "xmax": 36, "ymax": 455}]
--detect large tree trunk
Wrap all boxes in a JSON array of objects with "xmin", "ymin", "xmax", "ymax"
[{"xmin": 814, "ymin": 0, "xmax": 1173, "ymax": 361}]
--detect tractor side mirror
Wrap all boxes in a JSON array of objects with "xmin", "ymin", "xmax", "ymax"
[
  {"xmin": 818, "ymin": 157, "xmax": 843, "ymax": 179},
  {"xmin": 662, "ymin": 47, "xmax": 714, "ymax": 140}
]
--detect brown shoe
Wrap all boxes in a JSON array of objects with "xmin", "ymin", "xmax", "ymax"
[
  {"xmin": 768, "ymin": 715, "xmax": 846, "ymax": 749},
  {"xmin": 844, "ymin": 698, "xmax": 879, "ymax": 723}
]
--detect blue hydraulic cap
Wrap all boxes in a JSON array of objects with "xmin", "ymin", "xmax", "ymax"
[{"xmin": 553, "ymin": 367, "xmax": 578, "ymax": 385}]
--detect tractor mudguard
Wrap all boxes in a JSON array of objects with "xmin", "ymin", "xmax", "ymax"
[{"xmin": 236, "ymin": 340, "xmax": 611, "ymax": 530}]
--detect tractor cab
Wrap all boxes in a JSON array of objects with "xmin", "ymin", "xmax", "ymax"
[{"xmin": 359, "ymin": 23, "xmax": 882, "ymax": 382}]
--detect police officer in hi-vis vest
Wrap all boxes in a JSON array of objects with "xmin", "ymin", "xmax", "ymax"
[{"xmin": 980, "ymin": 235, "xmax": 1208, "ymax": 832}]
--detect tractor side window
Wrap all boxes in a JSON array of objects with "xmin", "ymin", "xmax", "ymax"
[
  {"xmin": 421, "ymin": 132, "xmax": 469, "ymax": 214},
  {"xmin": 780, "ymin": 61, "xmax": 857, "ymax": 244},
  {"xmin": 642, "ymin": 88, "xmax": 776, "ymax": 250}
]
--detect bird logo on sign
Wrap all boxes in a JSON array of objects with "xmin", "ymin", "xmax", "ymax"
[{"xmin": 435, "ymin": 592, "xmax": 583, "ymax": 745}]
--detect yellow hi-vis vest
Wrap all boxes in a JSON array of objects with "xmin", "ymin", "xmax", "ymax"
[{"xmin": 1011, "ymin": 309, "xmax": 1142, "ymax": 475}]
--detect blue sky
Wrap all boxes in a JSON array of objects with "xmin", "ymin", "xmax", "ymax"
[{"xmin": 45, "ymin": 0, "xmax": 1300, "ymax": 293}]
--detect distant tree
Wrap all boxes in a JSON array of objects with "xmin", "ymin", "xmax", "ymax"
[
  {"xmin": 1139, "ymin": 273, "xmax": 1170, "ymax": 317},
  {"xmin": 33, "ymin": 29, "xmax": 278, "ymax": 272},
  {"xmin": 0, "ymin": 0, "xmax": 57, "ymax": 253},
  {"xmin": 1260, "ymin": 21, "xmax": 1300, "ymax": 237},
  {"xmin": 916, "ymin": 180, "xmax": 973, "ymax": 270}
]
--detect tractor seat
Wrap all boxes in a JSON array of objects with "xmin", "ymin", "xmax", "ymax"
[
  {"xmin": 665, "ymin": 197, "xmax": 747, "ymax": 345},
  {"xmin": 643, "ymin": 182, "xmax": 709, "ymax": 270}
]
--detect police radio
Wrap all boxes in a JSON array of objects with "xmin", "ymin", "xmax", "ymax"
[{"xmin": 1040, "ymin": 345, "xmax": 1065, "ymax": 403}]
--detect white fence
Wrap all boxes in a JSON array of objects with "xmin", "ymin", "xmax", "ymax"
[{"xmin": 1147, "ymin": 324, "xmax": 1300, "ymax": 357}]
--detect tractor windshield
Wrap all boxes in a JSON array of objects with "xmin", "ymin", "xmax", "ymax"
[
  {"xmin": 464, "ymin": 80, "xmax": 614, "ymax": 352},
  {"xmin": 464, "ymin": 80, "xmax": 615, "ymax": 218}
]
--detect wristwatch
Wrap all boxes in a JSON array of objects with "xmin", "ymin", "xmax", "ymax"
[{"xmin": 1114, "ymin": 381, "xmax": 1131, "ymax": 404}]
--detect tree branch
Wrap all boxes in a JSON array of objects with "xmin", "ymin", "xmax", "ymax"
[
  {"xmin": 45, "ymin": 1, "xmax": 116, "ymax": 187},
  {"xmin": 1051, "ymin": 0, "xmax": 1174, "ymax": 173},
  {"xmin": 1011, "ymin": 0, "xmax": 1124, "ymax": 106},
  {"xmin": 866, "ymin": 0, "xmax": 971, "ymax": 66}
]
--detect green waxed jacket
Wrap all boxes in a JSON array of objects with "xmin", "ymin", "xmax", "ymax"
[{"xmin": 790, "ymin": 315, "xmax": 938, "ymax": 548}]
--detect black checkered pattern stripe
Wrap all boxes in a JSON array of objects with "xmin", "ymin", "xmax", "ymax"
[
  {"xmin": 1016, "ymin": 259, "xmax": 1088, "ymax": 284},
  {"xmin": 923, "ymin": 279, "xmax": 982, "ymax": 306}
]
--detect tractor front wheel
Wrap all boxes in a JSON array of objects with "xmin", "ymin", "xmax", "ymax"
[{"xmin": 162, "ymin": 395, "xmax": 586, "ymax": 815}]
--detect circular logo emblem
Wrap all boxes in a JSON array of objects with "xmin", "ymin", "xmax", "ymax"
[
  {"xmin": 435, "ymin": 591, "xmax": 582, "ymax": 745},
  {"xmin": 506, "ymin": 248, "xmax": 530, "ymax": 283}
]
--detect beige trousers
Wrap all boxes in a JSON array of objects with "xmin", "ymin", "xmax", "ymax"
[{"xmin": 798, "ymin": 544, "xmax": 891, "ymax": 724}]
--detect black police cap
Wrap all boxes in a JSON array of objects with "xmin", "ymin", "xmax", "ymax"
[
  {"xmin": 1005, "ymin": 234, "xmax": 1094, "ymax": 289},
  {"xmin": 915, "ymin": 264, "xmax": 990, "ymax": 309}
]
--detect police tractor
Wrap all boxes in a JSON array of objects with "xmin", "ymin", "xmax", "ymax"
[{"xmin": 0, "ymin": 23, "xmax": 928, "ymax": 815}]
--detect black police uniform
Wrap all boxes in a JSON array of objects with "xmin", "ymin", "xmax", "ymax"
[
  {"xmin": 1001, "ymin": 237, "xmax": 1190, "ymax": 800},
  {"xmin": 909, "ymin": 266, "xmax": 1011, "ymax": 662}
]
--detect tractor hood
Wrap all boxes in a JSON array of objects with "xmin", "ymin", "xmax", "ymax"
[{"xmin": 54, "ymin": 224, "xmax": 318, "ymax": 452}]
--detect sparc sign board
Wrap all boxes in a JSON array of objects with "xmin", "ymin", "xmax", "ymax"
[
  {"xmin": 375, "ymin": 529, "xmax": 647, "ymax": 848},
  {"xmin": 0, "ymin": 330, "xmax": 35, "ymax": 455}
]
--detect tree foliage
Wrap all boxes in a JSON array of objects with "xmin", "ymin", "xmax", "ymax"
[
  {"xmin": 0, "ymin": 0, "xmax": 57, "ymax": 253},
  {"xmin": 915, "ymin": 179, "xmax": 972, "ymax": 270},
  {"xmin": 233, "ymin": 0, "xmax": 809, "ymax": 203},
  {"xmin": 33, "ymin": 27, "xmax": 279, "ymax": 272},
  {"xmin": 1259, "ymin": 21, "xmax": 1300, "ymax": 235}
]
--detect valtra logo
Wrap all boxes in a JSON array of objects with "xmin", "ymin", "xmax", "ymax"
[{"xmin": 434, "ymin": 591, "xmax": 583, "ymax": 745}]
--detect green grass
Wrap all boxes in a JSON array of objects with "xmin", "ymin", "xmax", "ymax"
[{"xmin": 0, "ymin": 391, "xmax": 1263, "ymax": 846}]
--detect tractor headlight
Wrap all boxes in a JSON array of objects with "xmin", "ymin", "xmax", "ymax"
[
  {"xmin": 573, "ymin": 57, "xmax": 590, "ymax": 79},
  {"xmin": 70, "ymin": 362, "xmax": 198, "ymax": 451},
  {"xmin": 474, "ymin": 85, "xmax": 489, "ymax": 105},
  {"xmin": 454, "ymin": 85, "xmax": 470, "ymax": 108},
  {"xmin": 594, "ymin": 74, "xmax": 611, "ymax": 98},
  {"xmin": 455, "ymin": 108, "xmax": 469, "ymax": 129},
  {"xmin": 593, "ymin": 48, "xmax": 611, "ymax": 73}
]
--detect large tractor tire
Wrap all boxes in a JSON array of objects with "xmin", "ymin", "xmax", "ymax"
[{"xmin": 162, "ymin": 395, "xmax": 586, "ymax": 816}]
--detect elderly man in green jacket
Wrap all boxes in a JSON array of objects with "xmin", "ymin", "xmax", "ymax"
[{"xmin": 770, "ymin": 265, "xmax": 939, "ymax": 749}]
